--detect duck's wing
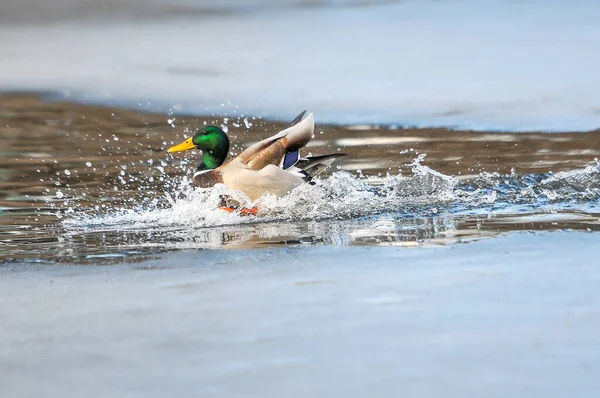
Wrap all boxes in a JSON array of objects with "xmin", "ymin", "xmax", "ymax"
[
  {"xmin": 287, "ymin": 110, "xmax": 307, "ymax": 127},
  {"xmin": 237, "ymin": 112, "xmax": 314, "ymax": 171},
  {"xmin": 279, "ymin": 110, "xmax": 308, "ymax": 169}
]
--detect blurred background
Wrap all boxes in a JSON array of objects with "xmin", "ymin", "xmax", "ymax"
[{"xmin": 1, "ymin": 0, "xmax": 599, "ymax": 130}]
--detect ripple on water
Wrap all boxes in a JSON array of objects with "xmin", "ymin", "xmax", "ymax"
[{"xmin": 45, "ymin": 158, "xmax": 600, "ymax": 263}]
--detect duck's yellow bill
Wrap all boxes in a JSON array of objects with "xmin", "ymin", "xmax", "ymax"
[{"xmin": 167, "ymin": 138, "xmax": 195, "ymax": 153}]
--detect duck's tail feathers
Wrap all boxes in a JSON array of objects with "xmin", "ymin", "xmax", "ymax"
[{"xmin": 297, "ymin": 153, "xmax": 346, "ymax": 180}]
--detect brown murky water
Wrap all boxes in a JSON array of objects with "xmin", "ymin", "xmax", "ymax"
[{"xmin": 1, "ymin": 93, "xmax": 600, "ymax": 264}]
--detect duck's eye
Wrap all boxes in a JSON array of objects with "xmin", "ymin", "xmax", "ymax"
[{"xmin": 203, "ymin": 131, "xmax": 209, "ymax": 135}]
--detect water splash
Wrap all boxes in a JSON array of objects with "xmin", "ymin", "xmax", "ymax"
[{"xmin": 63, "ymin": 158, "xmax": 600, "ymax": 234}]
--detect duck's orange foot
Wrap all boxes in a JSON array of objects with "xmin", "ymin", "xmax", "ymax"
[
  {"xmin": 219, "ymin": 206, "xmax": 259, "ymax": 216},
  {"xmin": 239, "ymin": 206, "xmax": 259, "ymax": 216}
]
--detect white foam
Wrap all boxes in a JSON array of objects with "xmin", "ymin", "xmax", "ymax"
[{"xmin": 63, "ymin": 158, "xmax": 600, "ymax": 241}]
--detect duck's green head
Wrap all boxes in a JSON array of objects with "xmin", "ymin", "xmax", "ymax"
[{"xmin": 167, "ymin": 126, "xmax": 230, "ymax": 169}]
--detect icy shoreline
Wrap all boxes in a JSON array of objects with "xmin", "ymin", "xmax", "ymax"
[{"xmin": 3, "ymin": 232, "xmax": 600, "ymax": 397}]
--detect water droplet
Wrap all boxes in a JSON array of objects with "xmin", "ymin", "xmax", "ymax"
[
  {"xmin": 56, "ymin": 191, "xmax": 64, "ymax": 199},
  {"xmin": 86, "ymin": 161, "xmax": 92, "ymax": 167}
]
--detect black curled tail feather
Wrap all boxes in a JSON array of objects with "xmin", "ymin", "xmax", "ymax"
[{"xmin": 297, "ymin": 153, "xmax": 346, "ymax": 181}]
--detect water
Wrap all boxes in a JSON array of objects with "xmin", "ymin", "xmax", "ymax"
[{"xmin": 2, "ymin": 94, "xmax": 600, "ymax": 264}]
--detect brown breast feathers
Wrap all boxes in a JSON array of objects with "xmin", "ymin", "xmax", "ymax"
[{"xmin": 192, "ymin": 169, "xmax": 223, "ymax": 187}]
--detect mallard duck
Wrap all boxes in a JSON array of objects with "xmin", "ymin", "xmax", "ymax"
[{"xmin": 167, "ymin": 111, "xmax": 344, "ymax": 203}]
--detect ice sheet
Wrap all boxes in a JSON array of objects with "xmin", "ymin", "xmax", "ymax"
[{"xmin": 3, "ymin": 232, "xmax": 600, "ymax": 397}]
